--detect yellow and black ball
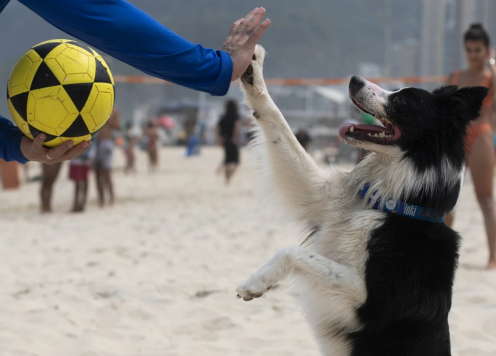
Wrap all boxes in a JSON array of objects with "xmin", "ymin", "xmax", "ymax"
[{"xmin": 7, "ymin": 39, "xmax": 115, "ymax": 147}]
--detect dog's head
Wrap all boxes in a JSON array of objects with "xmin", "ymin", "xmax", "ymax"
[{"xmin": 340, "ymin": 76, "xmax": 488, "ymax": 168}]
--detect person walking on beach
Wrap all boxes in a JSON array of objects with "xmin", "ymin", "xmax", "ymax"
[
  {"xmin": 217, "ymin": 100, "xmax": 241, "ymax": 185},
  {"xmin": 69, "ymin": 141, "xmax": 95, "ymax": 212},
  {"xmin": 145, "ymin": 122, "xmax": 159, "ymax": 172},
  {"xmin": 0, "ymin": 1, "xmax": 270, "ymax": 167},
  {"xmin": 94, "ymin": 108, "xmax": 121, "ymax": 207},
  {"xmin": 123, "ymin": 123, "xmax": 138, "ymax": 174},
  {"xmin": 40, "ymin": 163, "xmax": 62, "ymax": 213},
  {"xmin": 445, "ymin": 24, "xmax": 496, "ymax": 270}
]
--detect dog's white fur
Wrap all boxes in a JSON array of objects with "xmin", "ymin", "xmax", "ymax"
[{"xmin": 236, "ymin": 46, "xmax": 460, "ymax": 355}]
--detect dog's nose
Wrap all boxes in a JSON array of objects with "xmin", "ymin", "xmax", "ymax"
[{"xmin": 349, "ymin": 75, "xmax": 365, "ymax": 92}]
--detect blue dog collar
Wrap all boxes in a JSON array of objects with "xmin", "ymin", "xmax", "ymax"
[{"xmin": 358, "ymin": 183, "xmax": 446, "ymax": 223}]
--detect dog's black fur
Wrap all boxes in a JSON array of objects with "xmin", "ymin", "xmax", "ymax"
[
  {"xmin": 347, "ymin": 82, "xmax": 487, "ymax": 355},
  {"xmin": 349, "ymin": 217, "xmax": 459, "ymax": 355},
  {"xmin": 237, "ymin": 47, "xmax": 488, "ymax": 355}
]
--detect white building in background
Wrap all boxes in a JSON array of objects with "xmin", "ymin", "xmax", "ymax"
[
  {"xmin": 419, "ymin": 0, "xmax": 445, "ymax": 77},
  {"xmin": 391, "ymin": 39, "xmax": 418, "ymax": 78},
  {"xmin": 358, "ymin": 63, "xmax": 382, "ymax": 78}
]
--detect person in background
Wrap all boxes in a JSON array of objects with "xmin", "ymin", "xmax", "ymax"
[
  {"xmin": 145, "ymin": 121, "xmax": 159, "ymax": 172},
  {"xmin": 446, "ymin": 24, "xmax": 496, "ymax": 270},
  {"xmin": 241, "ymin": 116, "xmax": 256, "ymax": 146},
  {"xmin": 0, "ymin": 2, "xmax": 269, "ymax": 166},
  {"xmin": 69, "ymin": 140, "xmax": 96, "ymax": 212},
  {"xmin": 40, "ymin": 163, "xmax": 62, "ymax": 213},
  {"xmin": 94, "ymin": 108, "xmax": 121, "ymax": 207},
  {"xmin": 217, "ymin": 99, "xmax": 241, "ymax": 185},
  {"xmin": 184, "ymin": 114, "xmax": 200, "ymax": 157},
  {"xmin": 295, "ymin": 128, "xmax": 311, "ymax": 152},
  {"xmin": 123, "ymin": 123, "xmax": 138, "ymax": 174}
]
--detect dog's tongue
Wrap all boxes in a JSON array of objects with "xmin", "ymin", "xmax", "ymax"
[
  {"xmin": 339, "ymin": 124, "xmax": 393, "ymax": 139},
  {"xmin": 339, "ymin": 124, "xmax": 353, "ymax": 139}
]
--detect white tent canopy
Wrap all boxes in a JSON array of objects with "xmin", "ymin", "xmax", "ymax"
[{"xmin": 311, "ymin": 86, "xmax": 347, "ymax": 104}]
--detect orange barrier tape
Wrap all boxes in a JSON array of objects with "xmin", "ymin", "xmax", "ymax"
[{"xmin": 113, "ymin": 75, "xmax": 448, "ymax": 86}]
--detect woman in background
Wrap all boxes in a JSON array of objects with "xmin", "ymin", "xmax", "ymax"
[{"xmin": 446, "ymin": 24, "xmax": 496, "ymax": 270}]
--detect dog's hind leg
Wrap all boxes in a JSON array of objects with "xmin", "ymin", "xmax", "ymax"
[
  {"xmin": 241, "ymin": 46, "xmax": 339, "ymax": 226},
  {"xmin": 236, "ymin": 245, "xmax": 365, "ymax": 304}
]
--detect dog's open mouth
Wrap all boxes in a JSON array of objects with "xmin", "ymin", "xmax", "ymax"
[{"xmin": 339, "ymin": 98, "xmax": 401, "ymax": 145}]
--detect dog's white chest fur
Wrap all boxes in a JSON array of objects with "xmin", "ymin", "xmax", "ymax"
[
  {"xmin": 237, "ymin": 45, "xmax": 469, "ymax": 356},
  {"xmin": 235, "ymin": 45, "xmax": 387, "ymax": 355},
  {"xmin": 298, "ymin": 183, "xmax": 385, "ymax": 354}
]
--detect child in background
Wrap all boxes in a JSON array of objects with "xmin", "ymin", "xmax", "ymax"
[{"xmin": 69, "ymin": 141, "xmax": 96, "ymax": 212}]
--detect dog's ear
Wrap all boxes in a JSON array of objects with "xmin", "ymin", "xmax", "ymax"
[
  {"xmin": 448, "ymin": 86, "xmax": 489, "ymax": 122},
  {"xmin": 432, "ymin": 85, "xmax": 458, "ymax": 96}
]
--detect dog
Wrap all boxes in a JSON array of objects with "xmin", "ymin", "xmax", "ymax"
[{"xmin": 236, "ymin": 45, "xmax": 488, "ymax": 356}]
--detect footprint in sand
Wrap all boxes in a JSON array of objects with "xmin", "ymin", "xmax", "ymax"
[{"xmin": 201, "ymin": 317, "xmax": 236, "ymax": 331}]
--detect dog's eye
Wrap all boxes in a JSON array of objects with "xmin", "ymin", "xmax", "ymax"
[{"xmin": 393, "ymin": 96, "xmax": 406, "ymax": 105}]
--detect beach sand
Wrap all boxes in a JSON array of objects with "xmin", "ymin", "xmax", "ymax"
[{"xmin": 0, "ymin": 147, "xmax": 494, "ymax": 356}]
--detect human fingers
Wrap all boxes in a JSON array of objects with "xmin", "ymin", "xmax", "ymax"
[
  {"xmin": 227, "ymin": 18, "xmax": 244, "ymax": 37},
  {"xmin": 241, "ymin": 7, "xmax": 261, "ymax": 23},
  {"xmin": 57, "ymin": 141, "xmax": 90, "ymax": 161},
  {"xmin": 246, "ymin": 18, "xmax": 271, "ymax": 48},
  {"xmin": 45, "ymin": 140, "xmax": 75, "ymax": 160},
  {"xmin": 238, "ymin": 8, "xmax": 265, "ymax": 36},
  {"xmin": 232, "ymin": 8, "xmax": 262, "ymax": 37},
  {"xmin": 31, "ymin": 134, "xmax": 46, "ymax": 153},
  {"xmin": 246, "ymin": 7, "xmax": 265, "ymax": 27},
  {"xmin": 20, "ymin": 134, "xmax": 50, "ymax": 162}
]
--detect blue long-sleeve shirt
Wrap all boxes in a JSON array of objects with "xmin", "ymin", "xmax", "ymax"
[{"xmin": 0, "ymin": 0, "xmax": 233, "ymax": 163}]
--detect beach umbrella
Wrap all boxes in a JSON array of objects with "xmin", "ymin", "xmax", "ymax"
[{"xmin": 153, "ymin": 115, "xmax": 176, "ymax": 129}]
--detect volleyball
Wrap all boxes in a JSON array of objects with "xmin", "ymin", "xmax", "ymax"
[{"xmin": 7, "ymin": 39, "xmax": 115, "ymax": 147}]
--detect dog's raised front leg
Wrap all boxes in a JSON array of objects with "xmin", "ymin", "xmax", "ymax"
[
  {"xmin": 240, "ymin": 46, "xmax": 339, "ymax": 225},
  {"xmin": 236, "ymin": 245, "xmax": 365, "ymax": 302}
]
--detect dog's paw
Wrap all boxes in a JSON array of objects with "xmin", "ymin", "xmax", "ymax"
[
  {"xmin": 240, "ymin": 45, "xmax": 266, "ymax": 94},
  {"xmin": 236, "ymin": 273, "xmax": 272, "ymax": 301},
  {"xmin": 241, "ymin": 62, "xmax": 255, "ymax": 85}
]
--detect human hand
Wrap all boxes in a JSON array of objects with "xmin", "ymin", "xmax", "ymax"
[
  {"xmin": 222, "ymin": 7, "xmax": 270, "ymax": 82},
  {"xmin": 20, "ymin": 134, "xmax": 90, "ymax": 164}
]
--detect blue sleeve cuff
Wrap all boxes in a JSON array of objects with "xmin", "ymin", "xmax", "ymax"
[
  {"xmin": 9, "ymin": 131, "xmax": 28, "ymax": 164},
  {"xmin": 0, "ymin": 115, "xmax": 28, "ymax": 164},
  {"xmin": 209, "ymin": 50, "xmax": 233, "ymax": 97}
]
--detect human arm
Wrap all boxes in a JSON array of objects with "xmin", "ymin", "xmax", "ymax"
[
  {"xmin": 0, "ymin": 115, "xmax": 27, "ymax": 163},
  {"xmin": 18, "ymin": 0, "xmax": 269, "ymax": 96},
  {"xmin": 487, "ymin": 49, "xmax": 496, "ymax": 103}
]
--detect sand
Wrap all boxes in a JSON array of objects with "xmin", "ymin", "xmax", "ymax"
[{"xmin": 0, "ymin": 147, "xmax": 494, "ymax": 356}]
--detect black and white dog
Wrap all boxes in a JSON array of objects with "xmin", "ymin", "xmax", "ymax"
[{"xmin": 236, "ymin": 45, "xmax": 488, "ymax": 356}]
